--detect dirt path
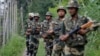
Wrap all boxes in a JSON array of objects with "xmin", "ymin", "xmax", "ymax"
[{"xmin": 22, "ymin": 49, "xmax": 28, "ymax": 56}]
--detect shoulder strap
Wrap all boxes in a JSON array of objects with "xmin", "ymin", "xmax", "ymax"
[
  {"xmin": 63, "ymin": 19, "xmax": 71, "ymax": 31},
  {"xmin": 61, "ymin": 21, "xmax": 66, "ymax": 34}
]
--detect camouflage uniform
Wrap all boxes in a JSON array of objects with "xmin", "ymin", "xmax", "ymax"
[
  {"xmin": 51, "ymin": 6, "xmax": 67, "ymax": 56},
  {"xmin": 60, "ymin": 0, "xmax": 90, "ymax": 56},
  {"xmin": 63, "ymin": 15, "xmax": 90, "ymax": 56},
  {"xmin": 25, "ymin": 13, "xmax": 34, "ymax": 55},
  {"xmin": 52, "ymin": 17, "xmax": 67, "ymax": 56},
  {"xmin": 42, "ymin": 20, "xmax": 54, "ymax": 56},
  {"xmin": 41, "ymin": 12, "xmax": 54, "ymax": 56},
  {"xmin": 29, "ymin": 13, "xmax": 41, "ymax": 56}
]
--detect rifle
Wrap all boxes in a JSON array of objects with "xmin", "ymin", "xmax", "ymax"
[
  {"xmin": 47, "ymin": 21, "xmax": 100, "ymax": 48},
  {"xmin": 52, "ymin": 21, "xmax": 92, "ymax": 46},
  {"xmin": 42, "ymin": 21, "xmax": 92, "ymax": 39},
  {"xmin": 89, "ymin": 22, "xmax": 100, "ymax": 31},
  {"xmin": 58, "ymin": 21, "xmax": 100, "ymax": 45}
]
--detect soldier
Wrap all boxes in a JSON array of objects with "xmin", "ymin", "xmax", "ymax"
[
  {"xmin": 59, "ymin": 0, "xmax": 92, "ymax": 56},
  {"xmin": 25, "ymin": 13, "xmax": 34, "ymax": 55},
  {"xmin": 41, "ymin": 12, "xmax": 54, "ymax": 56},
  {"xmin": 29, "ymin": 13, "xmax": 41, "ymax": 56},
  {"xmin": 47, "ymin": 6, "xmax": 67, "ymax": 56}
]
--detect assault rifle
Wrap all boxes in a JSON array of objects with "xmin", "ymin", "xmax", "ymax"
[{"xmin": 48, "ymin": 21, "xmax": 100, "ymax": 48}]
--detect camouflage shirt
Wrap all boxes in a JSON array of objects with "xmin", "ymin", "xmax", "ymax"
[
  {"xmin": 26, "ymin": 19, "xmax": 34, "ymax": 28},
  {"xmin": 63, "ymin": 15, "xmax": 90, "ymax": 46},
  {"xmin": 53, "ymin": 17, "xmax": 67, "ymax": 39},
  {"xmin": 41, "ymin": 19, "xmax": 55, "ymax": 39},
  {"xmin": 41, "ymin": 20, "xmax": 54, "ymax": 33},
  {"xmin": 30, "ymin": 20, "xmax": 41, "ymax": 35}
]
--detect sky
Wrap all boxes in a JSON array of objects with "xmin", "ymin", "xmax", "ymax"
[
  {"xmin": 0, "ymin": 0, "xmax": 4, "ymax": 15},
  {"xmin": 0, "ymin": 0, "xmax": 4, "ymax": 9},
  {"xmin": 0, "ymin": 0, "xmax": 4, "ymax": 2}
]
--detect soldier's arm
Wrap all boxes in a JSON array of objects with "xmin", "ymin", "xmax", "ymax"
[
  {"xmin": 25, "ymin": 31, "xmax": 31, "ymax": 35},
  {"xmin": 25, "ymin": 19, "xmax": 29, "ymax": 35},
  {"xmin": 78, "ymin": 17, "xmax": 92, "ymax": 35},
  {"xmin": 46, "ymin": 21, "xmax": 54, "ymax": 33},
  {"xmin": 60, "ymin": 21, "xmax": 93, "ymax": 41},
  {"xmin": 40, "ymin": 22, "xmax": 45, "ymax": 34}
]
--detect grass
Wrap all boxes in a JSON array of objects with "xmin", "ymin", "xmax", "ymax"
[
  {"xmin": 0, "ymin": 35, "xmax": 45, "ymax": 56},
  {"xmin": 0, "ymin": 34, "xmax": 25, "ymax": 56},
  {"xmin": 0, "ymin": 34, "xmax": 100, "ymax": 56},
  {"xmin": 37, "ymin": 39, "xmax": 45, "ymax": 56},
  {"xmin": 85, "ymin": 31, "xmax": 100, "ymax": 56}
]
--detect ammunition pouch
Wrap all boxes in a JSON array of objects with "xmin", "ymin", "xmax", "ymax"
[
  {"xmin": 66, "ymin": 35, "xmax": 87, "ymax": 47},
  {"xmin": 31, "ymin": 29, "xmax": 40, "ymax": 35},
  {"xmin": 54, "ymin": 39, "xmax": 65, "ymax": 48}
]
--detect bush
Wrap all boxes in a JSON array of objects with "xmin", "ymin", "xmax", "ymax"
[{"xmin": 0, "ymin": 34, "xmax": 25, "ymax": 56}]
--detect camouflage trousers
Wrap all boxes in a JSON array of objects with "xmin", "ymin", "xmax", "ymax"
[
  {"xmin": 63, "ymin": 44, "xmax": 84, "ymax": 56},
  {"xmin": 52, "ymin": 39, "xmax": 65, "ymax": 56},
  {"xmin": 29, "ymin": 35, "xmax": 40, "ymax": 56},
  {"xmin": 26, "ymin": 35, "xmax": 30, "ymax": 54},
  {"xmin": 44, "ymin": 39, "xmax": 53, "ymax": 56},
  {"xmin": 52, "ymin": 42, "xmax": 84, "ymax": 56}
]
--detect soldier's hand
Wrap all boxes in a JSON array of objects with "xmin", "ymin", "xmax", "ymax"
[
  {"xmin": 47, "ymin": 29, "xmax": 54, "ymax": 34},
  {"xmin": 42, "ymin": 33, "xmax": 48, "ymax": 38},
  {"xmin": 36, "ymin": 27, "xmax": 41, "ymax": 31},
  {"xmin": 27, "ymin": 28, "xmax": 32, "ymax": 32},
  {"xmin": 25, "ymin": 32, "xmax": 31, "ymax": 35},
  {"xmin": 59, "ymin": 34, "xmax": 69, "ymax": 41},
  {"xmin": 78, "ymin": 29, "xmax": 87, "ymax": 35}
]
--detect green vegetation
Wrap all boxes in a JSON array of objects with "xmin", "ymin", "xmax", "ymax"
[
  {"xmin": 37, "ymin": 39, "xmax": 45, "ymax": 56},
  {"xmin": 85, "ymin": 30, "xmax": 100, "ymax": 56},
  {"xmin": 17, "ymin": 0, "xmax": 55, "ymax": 21},
  {"xmin": 79, "ymin": 0, "xmax": 100, "ymax": 56},
  {"xmin": 0, "ymin": 34, "xmax": 25, "ymax": 56}
]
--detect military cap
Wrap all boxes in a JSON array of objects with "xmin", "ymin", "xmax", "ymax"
[
  {"xmin": 34, "ymin": 13, "xmax": 40, "ymax": 17},
  {"xmin": 46, "ymin": 12, "xmax": 52, "ymax": 16},
  {"xmin": 67, "ymin": 0, "xmax": 80, "ymax": 8},
  {"xmin": 57, "ymin": 6, "xmax": 67, "ymax": 13},
  {"xmin": 28, "ymin": 13, "xmax": 34, "ymax": 17}
]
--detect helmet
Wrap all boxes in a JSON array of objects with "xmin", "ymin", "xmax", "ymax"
[
  {"xmin": 28, "ymin": 13, "xmax": 34, "ymax": 17},
  {"xmin": 57, "ymin": 6, "xmax": 66, "ymax": 13},
  {"xmin": 34, "ymin": 13, "xmax": 40, "ymax": 17},
  {"xmin": 67, "ymin": 0, "xmax": 79, "ymax": 8},
  {"xmin": 46, "ymin": 12, "xmax": 52, "ymax": 16}
]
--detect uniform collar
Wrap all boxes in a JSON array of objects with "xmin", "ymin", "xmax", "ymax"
[
  {"xmin": 47, "ymin": 19, "xmax": 52, "ymax": 22},
  {"xmin": 58, "ymin": 17, "xmax": 66, "ymax": 21},
  {"xmin": 69, "ymin": 15, "xmax": 80, "ymax": 21}
]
